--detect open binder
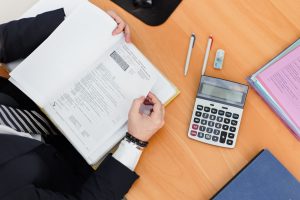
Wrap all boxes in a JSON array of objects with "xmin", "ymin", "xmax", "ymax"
[{"xmin": 9, "ymin": 0, "xmax": 179, "ymax": 164}]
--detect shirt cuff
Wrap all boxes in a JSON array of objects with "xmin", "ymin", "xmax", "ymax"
[{"xmin": 112, "ymin": 139, "xmax": 143, "ymax": 171}]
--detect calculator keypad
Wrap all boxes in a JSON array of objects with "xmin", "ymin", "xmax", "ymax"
[
  {"xmin": 188, "ymin": 98, "xmax": 243, "ymax": 148},
  {"xmin": 194, "ymin": 118, "xmax": 200, "ymax": 123},
  {"xmin": 197, "ymin": 105, "xmax": 203, "ymax": 110},
  {"xmin": 202, "ymin": 113, "xmax": 209, "ymax": 119}
]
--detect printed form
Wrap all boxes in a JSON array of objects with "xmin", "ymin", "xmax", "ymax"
[
  {"xmin": 44, "ymin": 40, "xmax": 158, "ymax": 155},
  {"xmin": 257, "ymin": 46, "xmax": 300, "ymax": 130}
]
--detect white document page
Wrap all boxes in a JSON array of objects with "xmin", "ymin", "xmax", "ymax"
[
  {"xmin": 10, "ymin": 1, "xmax": 122, "ymax": 106},
  {"xmin": 8, "ymin": 0, "xmax": 178, "ymax": 164},
  {"xmin": 8, "ymin": 0, "xmax": 179, "ymax": 106},
  {"xmin": 7, "ymin": 0, "xmax": 87, "ymax": 71},
  {"xmin": 150, "ymin": 72, "xmax": 177, "ymax": 104},
  {"xmin": 21, "ymin": 0, "xmax": 86, "ymax": 18},
  {"xmin": 43, "ymin": 39, "xmax": 158, "ymax": 164}
]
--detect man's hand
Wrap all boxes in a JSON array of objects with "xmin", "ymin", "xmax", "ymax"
[
  {"xmin": 106, "ymin": 10, "xmax": 131, "ymax": 43},
  {"xmin": 128, "ymin": 92, "xmax": 165, "ymax": 142}
]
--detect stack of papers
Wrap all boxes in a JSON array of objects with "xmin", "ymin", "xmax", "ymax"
[
  {"xmin": 9, "ymin": 0, "xmax": 179, "ymax": 164},
  {"xmin": 248, "ymin": 39, "xmax": 300, "ymax": 139}
]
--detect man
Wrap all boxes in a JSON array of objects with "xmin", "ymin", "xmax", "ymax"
[{"xmin": 0, "ymin": 8, "xmax": 165, "ymax": 200}]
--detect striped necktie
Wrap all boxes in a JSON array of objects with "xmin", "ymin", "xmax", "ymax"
[{"xmin": 0, "ymin": 104, "xmax": 56, "ymax": 136}]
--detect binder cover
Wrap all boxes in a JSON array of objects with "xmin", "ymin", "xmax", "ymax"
[{"xmin": 212, "ymin": 149, "xmax": 300, "ymax": 200}]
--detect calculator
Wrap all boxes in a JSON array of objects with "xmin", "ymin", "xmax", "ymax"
[{"xmin": 188, "ymin": 76, "xmax": 248, "ymax": 148}]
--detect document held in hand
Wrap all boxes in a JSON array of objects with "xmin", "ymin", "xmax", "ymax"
[{"xmin": 9, "ymin": 1, "xmax": 179, "ymax": 164}]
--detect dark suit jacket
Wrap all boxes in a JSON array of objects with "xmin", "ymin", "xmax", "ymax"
[{"xmin": 0, "ymin": 9, "xmax": 138, "ymax": 200}]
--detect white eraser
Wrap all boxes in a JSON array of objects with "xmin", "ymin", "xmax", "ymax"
[{"xmin": 214, "ymin": 49, "xmax": 225, "ymax": 69}]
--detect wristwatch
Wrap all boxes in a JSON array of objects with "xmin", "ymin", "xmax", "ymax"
[{"xmin": 125, "ymin": 132, "xmax": 149, "ymax": 150}]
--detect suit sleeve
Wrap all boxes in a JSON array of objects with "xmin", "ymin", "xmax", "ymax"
[
  {"xmin": 0, "ymin": 8, "xmax": 65, "ymax": 63},
  {"xmin": 3, "ymin": 155, "xmax": 139, "ymax": 200}
]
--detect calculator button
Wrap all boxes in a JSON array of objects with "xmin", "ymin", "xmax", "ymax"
[
  {"xmin": 220, "ymin": 131, "xmax": 227, "ymax": 143},
  {"xmin": 212, "ymin": 136, "xmax": 219, "ymax": 142},
  {"xmin": 207, "ymin": 128, "xmax": 213, "ymax": 133},
  {"xmin": 208, "ymin": 121, "xmax": 215, "ymax": 127},
  {"xmin": 216, "ymin": 117, "xmax": 223, "ymax": 122},
  {"xmin": 225, "ymin": 112, "xmax": 232, "ymax": 118},
  {"xmin": 201, "ymin": 119, "xmax": 207, "ymax": 125},
  {"xmin": 194, "ymin": 117, "xmax": 200, "ymax": 123},
  {"xmin": 233, "ymin": 113, "xmax": 239, "ymax": 119},
  {"xmin": 205, "ymin": 134, "xmax": 211, "ymax": 140},
  {"xmin": 224, "ymin": 118, "xmax": 230, "ymax": 124},
  {"xmin": 202, "ymin": 113, "xmax": 209, "ymax": 119},
  {"xmin": 199, "ymin": 126, "xmax": 206, "ymax": 132},
  {"xmin": 213, "ymin": 129, "xmax": 220, "ymax": 135},
  {"xmin": 197, "ymin": 105, "xmax": 203, "ymax": 111},
  {"xmin": 204, "ymin": 107, "xmax": 210, "ymax": 112},
  {"xmin": 230, "ymin": 126, "xmax": 236, "ymax": 132},
  {"xmin": 228, "ymin": 133, "xmax": 235, "ymax": 139},
  {"xmin": 192, "ymin": 124, "xmax": 199, "ymax": 130},
  {"xmin": 226, "ymin": 139, "xmax": 233, "ymax": 145},
  {"xmin": 218, "ymin": 110, "xmax": 225, "ymax": 116},
  {"xmin": 222, "ymin": 125, "xmax": 229, "ymax": 131},
  {"xmin": 198, "ymin": 132, "xmax": 204, "ymax": 138},
  {"xmin": 195, "ymin": 111, "xmax": 202, "ymax": 117},
  {"xmin": 215, "ymin": 123, "xmax": 222, "ymax": 129},
  {"xmin": 211, "ymin": 108, "xmax": 217, "ymax": 114},
  {"xmin": 209, "ymin": 115, "xmax": 216, "ymax": 120},
  {"xmin": 190, "ymin": 131, "xmax": 197, "ymax": 136},
  {"xmin": 231, "ymin": 120, "xmax": 238, "ymax": 126}
]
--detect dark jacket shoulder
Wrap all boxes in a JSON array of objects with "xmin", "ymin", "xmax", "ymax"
[{"xmin": 0, "ymin": 8, "xmax": 65, "ymax": 63}]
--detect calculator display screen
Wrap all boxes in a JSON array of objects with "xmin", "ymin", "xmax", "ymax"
[{"xmin": 201, "ymin": 84, "xmax": 243, "ymax": 103}]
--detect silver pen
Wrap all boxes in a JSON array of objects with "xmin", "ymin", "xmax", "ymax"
[{"xmin": 184, "ymin": 33, "xmax": 196, "ymax": 76}]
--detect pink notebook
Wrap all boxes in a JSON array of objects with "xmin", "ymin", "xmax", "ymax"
[{"xmin": 257, "ymin": 46, "xmax": 300, "ymax": 130}]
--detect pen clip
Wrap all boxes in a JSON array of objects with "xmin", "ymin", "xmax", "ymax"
[
  {"xmin": 191, "ymin": 34, "xmax": 196, "ymax": 48},
  {"xmin": 209, "ymin": 35, "xmax": 213, "ymax": 50}
]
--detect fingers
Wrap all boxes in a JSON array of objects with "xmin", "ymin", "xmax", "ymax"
[
  {"xmin": 152, "ymin": 104, "xmax": 165, "ymax": 127},
  {"xmin": 112, "ymin": 21, "xmax": 125, "ymax": 36},
  {"xmin": 124, "ymin": 24, "xmax": 131, "ymax": 43},
  {"xmin": 147, "ymin": 92, "xmax": 160, "ymax": 105},
  {"xmin": 144, "ymin": 94, "xmax": 154, "ymax": 105},
  {"xmin": 107, "ymin": 10, "xmax": 131, "ymax": 43},
  {"xmin": 129, "ymin": 96, "xmax": 145, "ymax": 114},
  {"xmin": 107, "ymin": 10, "xmax": 125, "ymax": 35},
  {"xmin": 107, "ymin": 10, "xmax": 123, "ymax": 26},
  {"xmin": 147, "ymin": 93, "xmax": 164, "ymax": 122},
  {"xmin": 147, "ymin": 92, "xmax": 162, "ymax": 113}
]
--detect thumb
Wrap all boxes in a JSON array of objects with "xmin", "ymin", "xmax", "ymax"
[{"xmin": 129, "ymin": 96, "xmax": 145, "ymax": 114}]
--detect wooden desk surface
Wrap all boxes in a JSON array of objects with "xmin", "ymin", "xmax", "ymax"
[
  {"xmin": 92, "ymin": 0, "xmax": 300, "ymax": 199},
  {"xmin": 2, "ymin": 0, "xmax": 300, "ymax": 199}
]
